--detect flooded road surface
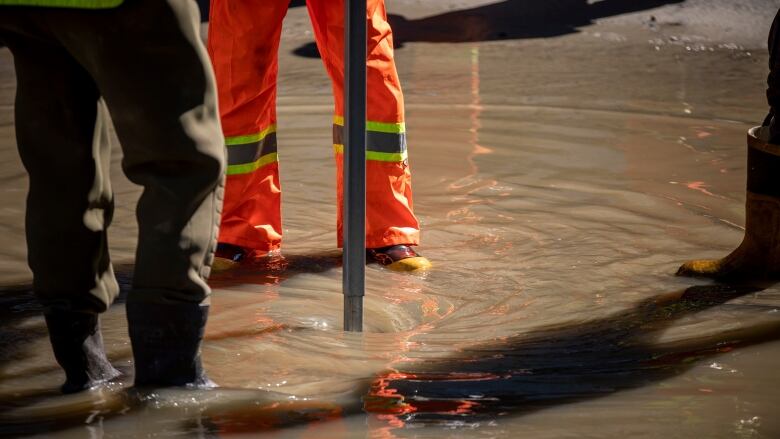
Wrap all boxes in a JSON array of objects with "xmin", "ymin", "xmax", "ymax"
[{"xmin": 2, "ymin": 1, "xmax": 780, "ymax": 437}]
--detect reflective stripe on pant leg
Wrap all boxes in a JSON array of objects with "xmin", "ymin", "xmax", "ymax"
[
  {"xmin": 218, "ymin": 127, "xmax": 282, "ymax": 252},
  {"xmin": 309, "ymin": 0, "xmax": 419, "ymax": 248},
  {"xmin": 208, "ymin": 0, "xmax": 287, "ymax": 253},
  {"xmin": 333, "ymin": 118, "xmax": 419, "ymax": 248},
  {"xmin": 333, "ymin": 116, "xmax": 407, "ymax": 162},
  {"xmin": 363, "ymin": 0, "xmax": 419, "ymax": 247}
]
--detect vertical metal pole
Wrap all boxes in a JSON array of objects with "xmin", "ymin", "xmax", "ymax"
[{"xmin": 343, "ymin": 0, "xmax": 366, "ymax": 332}]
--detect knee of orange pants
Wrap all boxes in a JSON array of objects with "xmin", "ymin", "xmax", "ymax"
[
  {"xmin": 218, "ymin": 162, "xmax": 282, "ymax": 253},
  {"xmin": 336, "ymin": 156, "xmax": 420, "ymax": 249}
]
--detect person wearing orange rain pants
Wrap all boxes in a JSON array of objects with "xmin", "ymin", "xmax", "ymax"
[{"xmin": 207, "ymin": 0, "xmax": 431, "ymax": 272}]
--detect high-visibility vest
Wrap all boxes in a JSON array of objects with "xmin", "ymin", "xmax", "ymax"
[{"xmin": 0, "ymin": 0, "xmax": 123, "ymax": 8}]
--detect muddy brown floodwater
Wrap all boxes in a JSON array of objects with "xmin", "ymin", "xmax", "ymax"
[{"xmin": 2, "ymin": 1, "xmax": 780, "ymax": 438}]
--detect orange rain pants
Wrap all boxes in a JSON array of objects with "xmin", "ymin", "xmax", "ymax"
[{"xmin": 207, "ymin": 0, "xmax": 420, "ymax": 256}]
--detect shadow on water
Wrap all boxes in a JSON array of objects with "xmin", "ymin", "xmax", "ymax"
[
  {"xmin": 2, "ymin": 276, "xmax": 778, "ymax": 436},
  {"xmin": 0, "ymin": 285, "xmax": 46, "ymax": 384},
  {"xmin": 366, "ymin": 283, "xmax": 780, "ymax": 423},
  {"xmin": 292, "ymin": 0, "xmax": 685, "ymax": 57},
  {"xmin": 0, "ymin": 283, "xmax": 78, "ymax": 433}
]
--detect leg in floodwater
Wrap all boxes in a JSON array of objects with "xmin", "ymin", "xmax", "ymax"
[
  {"xmin": 0, "ymin": 0, "xmax": 225, "ymax": 390},
  {"xmin": 207, "ymin": 0, "xmax": 287, "ymax": 271},
  {"xmin": 678, "ymin": 7, "xmax": 780, "ymax": 280},
  {"xmin": 0, "ymin": 25, "xmax": 121, "ymax": 393},
  {"xmin": 76, "ymin": 1, "xmax": 225, "ymax": 387},
  {"xmin": 677, "ymin": 10, "xmax": 780, "ymax": 280},
  {"xmin": 206, "ymin": 0, "xmax": 431, "ymax": 272},
  {"xmin": 307, "ymin": 0, "xmax": 431, "ymax": 272}
]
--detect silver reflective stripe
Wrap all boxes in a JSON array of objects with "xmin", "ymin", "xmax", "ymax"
[
  {"xmin": 226, "ymin": 132, "xmax": 278, "ymax": 166},
  {"xmin": 333, "ymin": 124, "xmax": 407, "ymax": 154}
]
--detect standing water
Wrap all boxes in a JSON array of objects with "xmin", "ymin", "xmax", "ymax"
[{"xmin": 1, "ymin": 1, "xmax": 780, "ymax": 437}]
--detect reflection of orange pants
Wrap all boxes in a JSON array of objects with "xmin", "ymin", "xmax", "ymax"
[{"xmin": 208, "ymin": 0, "xmax": 420, "ymax": 255}]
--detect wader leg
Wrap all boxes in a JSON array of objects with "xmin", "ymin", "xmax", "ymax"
[
  {"xmin": 1, "ymin": 24, "xmax": 120, "ymax": 392},
  {"xmin": 35, "ymin": 0, "xmax": 225, "ymax": 386},
  {"xmin": 3, "ymin": 0, "xmax": 225, "ymax": 388},
  {"xmin": 5, "ymin": 27, "xmax": 118, "ymax": 314},
  {"xmin": 54, "ymin": 0, "xmax": 226, "ymax": 307}
]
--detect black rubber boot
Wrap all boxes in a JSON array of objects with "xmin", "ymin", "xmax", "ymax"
[
  {"xmin": 43, "ymin": 311, "xmax": 121, "ymax": 394},
  {"xmin": 126, "ymin": 301, "xmax": 214, "ymax": 388}
]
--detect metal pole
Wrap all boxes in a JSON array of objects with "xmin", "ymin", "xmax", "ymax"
[{"xmin": 343, "ymin": 0, "xmax": 366, "ymax": 332}]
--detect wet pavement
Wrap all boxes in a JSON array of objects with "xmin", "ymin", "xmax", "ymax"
[{"xmin": 1, "ymin": 1, "xmax": 780, "ymax": 437}]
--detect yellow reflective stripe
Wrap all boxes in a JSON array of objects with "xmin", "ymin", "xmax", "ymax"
[
  {"xmin": 226, "ymin": 152, "xmax": 278, "ymax": 176},
  {"xmin": 225, "ymin": 125, "xmax": 277, "ymax": 146},
  {"xmin": 333, "ymin": 144, "xmax": 407, "ymax": 162},
  {"xmin": 367, "ymin": 121, "xmax": 406, "ymax": 134},
  {"xmin": 367, "ymin": 151, "xmax": 407, "ymax": 161},
  {"xmin": 332, "ymin": 116, "xmax": 405, "ymax": 134},
  {"xmin": 0, "ymin": 0, "xmax": 122, "ymax": 7}
]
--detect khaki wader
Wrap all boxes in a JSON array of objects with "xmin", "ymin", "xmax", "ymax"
[{"xmin": 0, "ymin": 0, "xmax": 225, "ymax": 312}]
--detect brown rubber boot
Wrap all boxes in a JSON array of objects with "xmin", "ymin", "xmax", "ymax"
[{"xmin": 677, "ymin": 126, "xmax": 780, "ymax": 280}]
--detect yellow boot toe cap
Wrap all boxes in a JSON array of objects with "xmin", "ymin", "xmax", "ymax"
[
  {"xmin": 212, "ymin": 256, "xmax": 240, "ymax": 273},
  {"xmin": 676, "ymin": 259, "xmax": 723, "ymax": 277},
  {"xmin": 387, "ymin": 256, "xmax": 432, "ymax": 272}
]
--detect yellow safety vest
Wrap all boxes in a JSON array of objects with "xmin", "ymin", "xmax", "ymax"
[{"xmin": 0, "ymin": 0, "xmax": 123, "ymax": 7}]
